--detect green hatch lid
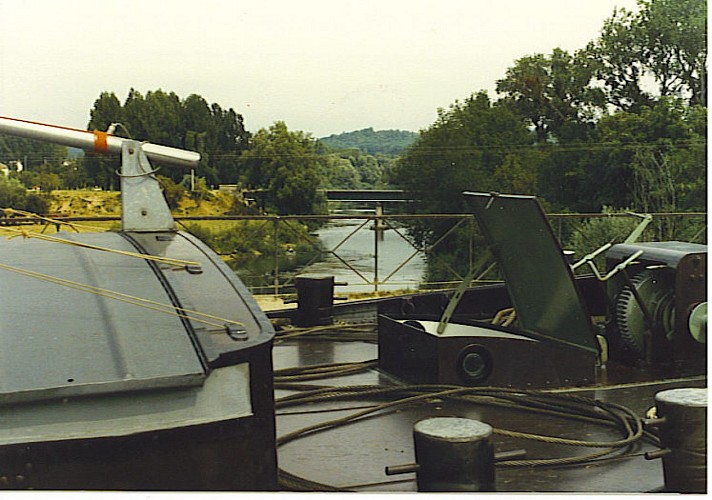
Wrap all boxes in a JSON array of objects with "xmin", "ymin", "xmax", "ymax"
[{"xmin": 463, "ymin": 192, "xmax": 599, "ymax": 353}]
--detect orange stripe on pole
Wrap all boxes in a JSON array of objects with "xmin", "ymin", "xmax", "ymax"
[{"xmin": 93, "ymin": 130, "xmax": 109, "ymax": 153}]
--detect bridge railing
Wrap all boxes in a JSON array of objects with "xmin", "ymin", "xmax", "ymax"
[
  {"xmin": 178, "ymin": 211, "xmax": 707, "ymax": 296},
  {"xmin": 2, "ymin": 211, "xmax": 706, "ymax": 297}
]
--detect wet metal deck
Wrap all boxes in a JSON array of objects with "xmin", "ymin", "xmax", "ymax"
[{"xmin": 272, "ymin": 336, "xmax": 706, "ymax": 492}]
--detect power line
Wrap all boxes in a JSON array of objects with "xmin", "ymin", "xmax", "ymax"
[{"xmin": 0, "ymin": 140, "xmax": 705, "ymax": 163}]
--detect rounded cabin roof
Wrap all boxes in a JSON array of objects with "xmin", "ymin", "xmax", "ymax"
[{"xmin": 0, "ymin": 230, "xmax": 271, "ymax": 405}]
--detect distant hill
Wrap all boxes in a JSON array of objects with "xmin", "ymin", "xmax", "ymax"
[{"xmin": 320, "ymin": 127, "xmax": 418, "ymax": 155}]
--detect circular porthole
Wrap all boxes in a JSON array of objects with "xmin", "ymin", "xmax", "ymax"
[{"xmin": 456, "ymin": 344, "xmax": 493, "ymax": 385}]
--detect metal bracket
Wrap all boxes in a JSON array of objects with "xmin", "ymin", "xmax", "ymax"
[
  {"xmin": 624, "ymin": 212, "xmax": 653, "ymax": 244},
  {"xmin": 571, "ymin": 212, "xmax": 651, "ymax": 282},
  {"xmin": 584, "ymin": 250, "xmax": 645, "ymax": 282},
  {"xmin": 437, "ymin": 250, "xmax": 494, "ymax": 335},
  {"xmin": 120, "ymin": 140, "xmax": 176, "ymax": 232}
]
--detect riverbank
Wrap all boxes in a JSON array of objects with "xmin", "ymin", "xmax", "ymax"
[
  {"xmin": 41, "ymin": 190, "xmax": 429, "ymax": 297},
  {"xmin": 49, "ymin": 189, "xmax": 237, "ymax": 217}
]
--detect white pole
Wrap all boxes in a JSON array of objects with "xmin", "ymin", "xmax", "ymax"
[{"xmin": 0, "ymin": 116, "xmax": 200, "ymax": 169}]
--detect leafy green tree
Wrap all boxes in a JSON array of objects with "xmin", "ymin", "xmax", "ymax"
[
  {"xmin": 352, "ymin": 152, "xmax": 385, "ymax": 186},
  {"xmin": 0, "ymin": 175, "xmax": 29, "ymax": 208},
  {"xmin": 181, "ymin": 175, "xmax": 213, "ymax": 202},
  {"xmin": 392, "ymin": 91, "xmax": 533, "ymax": 277},
  {"xmin": 318, "ymin": 147, "xmax": 388, "ymax": 189},
  {"xmin": 240, "ymin": 121, "xmax": 325, "ymax": 215},
  {"xmin": 23, "ymin": 192, "xmax": 49, "ymax": 214},
  {"xmin": 394, "ymin": 91, "xmax": 533, "ymax": 218},
  {"xmin": 57, "ymin": 158, "xmax": 89, "ymax": 189},
  {"xmin": 638, "ymin": 0, "xmax": 707, "ymax": 106},
  {"xmin": 86, "ymin": 89, "xmax": 249, "ymax": 187},
  {"xmin": 141, "ymin": 90, "xmax": 184, "ymax": 148},
  {"xmin": 0, "ymin": 175, "xmax": 48, "ymax": 213},
  {"xmin": 0, "ymin": 135, "xmax": 67, "ymax": 172},
  {"xmin": 496, "ymin": 48, "xmax": 605, "ymax": 142},
  {"xmin": 565, "ymin": 207, "xmax": 650, "ymax": 259},
  {"xmin": 18, "ymin": 171, "xmax": 61, "ymax": 192},
  {"xmin": 88, "ymin": 92, "xmax": 123, "ymax": 132},
  {"xmin": 155, "ymin": 174, "xmax": 186, "ymax": 210},
  {"xmin": 206, "ymin": 103, "xmax": 250, "ymax": 185},
  {"xmin": 575, "ymin": 98, "xmax": 707, "ymax": 219},
  {"xmin": 320, "ymin": 128, "xmax": 418, "ymax": 155},
  {"xmin": 586, "ymin": 0, "xmax": 707, "ymax": 111},
  {"xmin": 492, "ymin": 150, "xmax": 547, "ymax": 195},
  {"xmin": 121, "ymin": 88, "xmax": 148, "ymax": 139},
  {"xmin": 322, "ymin": 155, "xmax": 361, "ymax": 189},
  {"xmin": 585, "ymin": 7, "xmax": 654, "ymax": 113}
]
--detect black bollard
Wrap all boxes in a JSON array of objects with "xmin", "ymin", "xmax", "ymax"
[{"xmin": 294, "ymin": 275, "xmax": 335, "ymax": 327}]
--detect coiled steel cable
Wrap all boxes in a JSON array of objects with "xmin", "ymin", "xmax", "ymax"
[
  {"xmin": 272, "ymin": 323, "xmax": 656, "ymax": 491},
  {"xmin": 274, "ymin": 379, "xmax": 654, "ymax": 490},
  {"xmin": 274, "ymin": 322, "xmax": 378, "ymax": 343}
]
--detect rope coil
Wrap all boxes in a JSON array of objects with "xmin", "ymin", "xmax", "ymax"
[{"xmin": 271, "ymin": 340, "xmax": 656, "ymax": 492}]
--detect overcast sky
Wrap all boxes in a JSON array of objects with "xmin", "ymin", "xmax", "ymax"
[{"xmin": 1, "ymin": 0, "xmax": 640, "ymax": 138}]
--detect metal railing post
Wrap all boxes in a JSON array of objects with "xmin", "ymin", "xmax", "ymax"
[
  {"xmin": 273, "ymin": 217, "xmax": 280, "ymax": 296},
  {"xmin": 374, "ymin": 214, "xmax": 379, "ymax": 292},
  {"xmin": 6, "ymin": 211, "xmax": 703, "ymax": 295}
]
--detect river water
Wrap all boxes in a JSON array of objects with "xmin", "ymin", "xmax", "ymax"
[{"xmin": 299, "ymin": 215, "xmax": 427, "ymax": 293}]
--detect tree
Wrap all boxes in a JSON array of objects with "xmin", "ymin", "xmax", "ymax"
[
  {"xmin": 88, "ymin": 92, "xmax": 123, "ymax": 133},
  {"xmin": 586, "ymin": 7, "xmax": 654, "ymax": 113},
  {"xmin": 492, "ymin": 150, "xmax": 547, "ymax": 195},
  {"xmin": 0, "ymin": 175, "xmax": 30, "ymax": 208},
  {"xmin": 240, "ymin": 121, "xmax": 325, "ymax": 215},
  {"xmin": 394, "ymin": 91, "xmax": 533, "ymax": 217},
  {"xmin": 86, "ymin": 91, "xmax": 124, "ymax": 189},
  {"xmin": 0, "ymin": 135, "xmax": 67, "ymax": 171},
  {"xmin": 496, "ymin": 48, "xmax": 604, "ymax": 142},
  {"xmin": 155, "ymin": 174, "xmax": 186, "ymax": 210},
  {"xmin": 639, "ymin": 0, "xmax": 707, "ymax": 106},
  {"xmin": 85, "ymin": 89, "xmax": 250, "ymax": 187},
  {"xmin": 578, "ymin": 97, "xmax": 707, "ymax": 225},
  {"xmin": 586, "ymin": 0, "xmax": 707, "ymax": 111},
  {"xmin": 206, "ymin": 103, "xmax": 250, "ymax": 185},
  {"xmin": 141, "ymin": 90, "xmax": 184, "ymax": 148},
  {"xmin": 392, "ymin": 91, "xmax": 534, "ymax": 275},
  {"xmin": 322, "ymin": 155, "xmax": 361, "ymax": 189},
  {"xmin": 0, "ymin": 175, "xmax": 48, "ymax": 213}
]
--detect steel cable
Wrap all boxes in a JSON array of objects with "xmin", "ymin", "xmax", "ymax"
[{"xmin": 273, "ymin": 365, "xmax": 653, "ymax": 491}]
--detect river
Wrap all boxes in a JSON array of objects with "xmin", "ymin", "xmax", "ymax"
[{"xmin": 299, "ymin": 214, "xmax": 427, "ymax": 293}]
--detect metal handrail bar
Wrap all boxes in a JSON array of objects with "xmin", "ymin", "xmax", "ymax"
[
  {"xmin": 0, "ymin": 211, "xmax": 705, "ymax": 224},
  {"xmin": 1, "ymin": 212, "xmax": 705, "ymax": 295}
]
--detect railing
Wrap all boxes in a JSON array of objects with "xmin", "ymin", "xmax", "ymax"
[
  {"xmin": 179, "ymin": 212, "xmax": 706, "ymax": 296},
  {"xmin": 3, "ymin": 211, "xmax": 706, "ymax": 297}
]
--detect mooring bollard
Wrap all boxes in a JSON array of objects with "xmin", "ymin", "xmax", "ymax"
[
  {"xmin": 647, "ymin": 388, "xmax": 707, "ymax": 493},
  {"xmin": 294, "ymin": 274, "xmax": 335, "ymax": 327},
  {"xmin": 412, "ymin": 417, "xmax": 495, "ymax": 492}
]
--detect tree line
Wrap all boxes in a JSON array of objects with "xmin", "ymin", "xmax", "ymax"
[
  {"xmin": 0, "ymin": 0, "xmax": 705, "ymax": 222},
  {"xmin": 320, "ymin": 128, "xmax": 418, "ymax": 155},
  {"xmin": 393, "ymin": 0, "xmax": 706, "ymax": 261},
  {"xmin": 0, "ymin": 91, "xmax": 397, "ymax": 215}
]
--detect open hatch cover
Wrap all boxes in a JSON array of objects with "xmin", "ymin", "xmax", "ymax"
[{"xmin": 463, "ymin": 192, "xmax": 599, "ymax": 353}]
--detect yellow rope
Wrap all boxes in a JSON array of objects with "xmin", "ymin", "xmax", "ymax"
[
  {"xmin": 0, "ymin": 261, "xmax": 245, "ymax": 330},
  {"xmin": 0, "ymin": 226, "xmax": 200, "ymax": 268}
]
